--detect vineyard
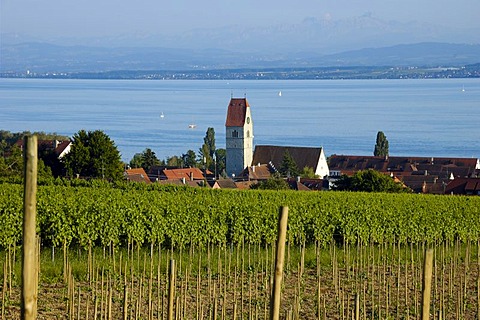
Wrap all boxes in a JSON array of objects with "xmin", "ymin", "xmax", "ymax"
[{"xmin": 1, "ymin": 183, "xmax": 480, "ymax": 318}]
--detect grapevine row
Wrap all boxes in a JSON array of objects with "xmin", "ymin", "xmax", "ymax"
[{"xmin": 1, "ymin": 183, "xmax": 479, "ymax": 249}]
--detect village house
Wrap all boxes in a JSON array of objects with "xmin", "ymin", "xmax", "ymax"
[
  {"xmin": 328, "ymin": 155, "xmax": 480, "ymax": 194},
  {"xmin": 148, "ymin": 166, "xmax": 206, "ymax": 181},
  {"xmin": 445, "ymin": 177, "xmax": 480, "ymax": 195},
  {"xmin": 15, "ymin": 139, "xmax": 72, "ymax": 159},
  {"xmin": 251, "ymin": 145, "xmax": 330, "ymax": 179},
  {"xmin": 238, "ymin": 163, "xmax": 273, "ymax": 181},
  {"xmin": 124, "ymin": 167, "xmax": 151, "ymax": 184},
  {"xmin": 224, "ymin": 97, "xmax": 330, "ymax": 191},
  {"xmin": 210, "ymin": 179, "xmax": 238, "ymax": 189}
]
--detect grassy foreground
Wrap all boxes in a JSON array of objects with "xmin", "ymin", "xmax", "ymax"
[{"xmin": 1, "ymin": 240, "xmax": 479, "ymax": 319}]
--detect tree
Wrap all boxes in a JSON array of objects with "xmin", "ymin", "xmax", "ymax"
[
  {"xmin": 250, "ymin": 175, "xmax": 290, "ymax": 190},
  {"xmin": 214, "ymin": 148, "xmax": 226, "ymax": 177},
  {"xmin": 279, "ymin": 150, "xmax": 299, "ymax": 178},
  {"xmin": 182, "ymin": 150, "xmax": 197, "ymax": 168},
  {"xmin": 142, "ymin": 148, "xmax": 159, "ymax": 171},
  {"xmin": 129, "ymin": 153, "xmax": 143, "ymax": 169},
  {"xmin": 374, "ymin": 131, "xmax": 389, "ymax": 157},
  {"xmin": 300, "ymin": 166, "xmax": 319, "ymax": 179},
  {"xmin": 0, "ymin": 145, "xmax": 23, "ymax": 178},
  {"xmin": 64, "ymin": 130, "xmax": 123, "ymax": 180},
  {"xmin": 199, "ymin": 127, "xmax": 216, "ymax": 172},
  {"xmin": 166, "ymin": 155, "xmax": 183, "ymax": 167},
  {"xmin": 39, "ymin": 147, "xmax": 65, "ymax": 177},
  {"xmin": 333, "ymin": 169, "xmax": 407, "ymax": 193},
  {"xmin": 129, "ymin": 148, "xmax": 163, "ymax": 172}
]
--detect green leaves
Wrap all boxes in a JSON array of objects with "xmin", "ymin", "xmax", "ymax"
[
  {"xmin": 333, "ymin": 169, "xmax": 408, "ymax": 193},
  {"xmin": 0, "ymin": 183, "xmax": 479, "ymax": 249},
  {"xmin": 374, "ymin": 131, "xmax": 389, "ymax": 157},
  {"xmin": 64, "ymin": 130, "xmax": 123, "ymax": 180}
]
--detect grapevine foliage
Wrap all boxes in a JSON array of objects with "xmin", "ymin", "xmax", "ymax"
[{"xmin": 0, "ymin": 183, "xmax": 479, "ymax": 249}]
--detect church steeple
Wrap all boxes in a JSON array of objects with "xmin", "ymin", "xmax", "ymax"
[{"xmin": 225, "ymin": 98, "xmax": 254, "ymax": 177}]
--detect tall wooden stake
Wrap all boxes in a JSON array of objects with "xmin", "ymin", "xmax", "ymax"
[
  {"xmin": 21, "ymin": 135, "xmax": 38, "ymax": 320},
  {"xmin": 421, "ymin": 247, "xmax": 434, "ymax": 320},
  {"xmin": 269, "ymin": 206, "xmax": 288, "ymax": 320},
  {"xmin": 168, "ymin": 259, "xmax": 176, "ymax": 320}
]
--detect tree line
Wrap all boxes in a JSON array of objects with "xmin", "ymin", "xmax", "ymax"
[
  {"xmin": 1, "ymin": 128, "xmax": 402, "ymax": 193},
  {"xmin": 0, "ymin": 128, "xmax": 226, "ymax": 182}
]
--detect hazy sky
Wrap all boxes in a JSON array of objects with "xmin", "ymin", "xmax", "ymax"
[{"xmin": 2, "ymin": 0, "xmax": 480, "ymax": 39}]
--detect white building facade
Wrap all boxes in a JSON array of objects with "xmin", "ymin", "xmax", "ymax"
[{"xmin": 225, "ymin": 98, "xmax": 254, "ymax": 177}]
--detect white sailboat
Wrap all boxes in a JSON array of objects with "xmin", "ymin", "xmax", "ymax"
[
  {"xmin": 160, "ymin": 112, "xmax": 165, "ymax": 119},
  {"xmin": 278, "ymin": 91, "xmax": 282, "ymax": 97},
  {"xmin": 188, "ymin": 117, "xmax": 196, "ymax": 128}
]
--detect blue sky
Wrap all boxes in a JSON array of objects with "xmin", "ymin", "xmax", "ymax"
[{"xmin": 2, "ymin": 0, "xmax": 480, "ymax": 39}]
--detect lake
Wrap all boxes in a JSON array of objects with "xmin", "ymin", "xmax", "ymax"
[{"xmin": 0, "ymin": 78, "xmax": 479, "ymax": 162}]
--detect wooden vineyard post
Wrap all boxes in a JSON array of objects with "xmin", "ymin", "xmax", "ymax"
[
  {"xmin": 21, "ymin": 135, "xmax": 38, "ymax": 320},
  {"xmin": 421, "ymin": 247, "xmax": 434, "ymax": 320},
  {"xmin": 269, "ymin": 206, "xmax": 289, "ymax": 320},
  {"xmin": 168, "ymin": 259, "xmax": 176, "ymax": 320}
]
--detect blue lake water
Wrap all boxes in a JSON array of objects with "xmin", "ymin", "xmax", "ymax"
[{"xmin": 0, "ymin": 78, "xmax": 479, "ymax": 162}]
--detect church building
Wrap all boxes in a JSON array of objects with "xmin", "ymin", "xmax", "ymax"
[{"xmin": 225, "ymin": 98, "xmax": 254, "ymax": 177}]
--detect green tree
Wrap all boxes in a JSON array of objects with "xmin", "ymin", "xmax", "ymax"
[
  {"xmin": 129, "ymin": 153, "xmax": 143, "ymax": 169},
  {"xmin": 129, "ymin": 148, "xmax": 161, "ymax": 172},
  {"xmin": 39, "ymin": 147, "xmax": 65, "ymax": 177},
  {"xmin": 279, "ymin": 150, "xmax": 299, "ymax": 178},
  {"xmin": 333, "ymin": 169, "xmax": 407, "ymax": 193},
  {"xmin": 64, "ymin": 130, "xmax": 123, "ymax": 180},
  {"xmin": 199, "ymin": 127, "xmax": 216, "ymax": 172},
  {"xmin": 374, "ymin": 131, "xmax": 389, "ymax": 157},
  {"xmin": 250, "ymin": 175, "xmax": 290, "ymax": 190},
  {"xmin": 300, "ymin": 166, "xmax": 319, "ymax": 179},
  {"xmin": 183, "ymin": 150, "xmax": 197, "ymax": 168},
  {"xmin": 0, "ymin": 145, "xmax": 23, "ymax": 177},
  {"xmin": 166, "ymin": 155, "xmax": 183, "ymax": 167},
  {"xmin": 214, "ymin": 148, "xmax": 226, "ymax": 177}
]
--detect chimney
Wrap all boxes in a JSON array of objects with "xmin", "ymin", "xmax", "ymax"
[
  {"xmin": 190, "ymin": 172, "xmax": 194, "ymax": 181},
  {"xmin": 252, "ymin": 166, "xmax": 255, "ymax": 173},
  {"xmin": 297, "ymin": 176, "xmax": 301, "ymax": 182}
]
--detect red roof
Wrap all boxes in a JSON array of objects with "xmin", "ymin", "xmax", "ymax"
[
  {"xmin": 55, "ymin": 140, "xmax": 71, "ymax": 156},
  {"xmin": 252, "ymin": 145, "xmax": 324, "ymax": 173},
  {"xmin": 125, "ymin": 168, "xmax": 151, "ymax": 184},
  {"xmin": 15, "ymin": 139, "xmax": 71, "ymax": 158},
  {"xmin": 329, "ymin": 155, "xmax": 479, "ymax": 178},
  {"xmin": 225, "ymin": 98, "xmax": 249, "ymax": 127},
  {"xmin": 163, "ymin": 168, "xmax": 205, "ymax": 180},
  {"xmin": 445, "ymin": 178, "xmax": 480, "ymax": 195},
  {"xmin": 240, "ymin": 164, "xmax": 272, "ymax": 181}
]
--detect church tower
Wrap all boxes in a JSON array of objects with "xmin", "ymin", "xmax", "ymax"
[{"xmin": 225, "ymin": 98, "xmax": 254, "ymax": 177}]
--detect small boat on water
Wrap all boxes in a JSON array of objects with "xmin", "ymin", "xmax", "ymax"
[
  {"xmin": 188, "ymin": 124, "xmax": 197, "ymax": 129},
  {"xmin": 160, "ymin": 112, "xmax": 165, "ymax": 118},
  {"xmin": 278, "ymin": 91, "xmax": 282, "ymax": 97}
]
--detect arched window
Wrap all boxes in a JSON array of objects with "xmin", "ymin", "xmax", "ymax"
[
  {"xmin": 246, "ymin": 130, "xmax": 250, "ymax": 138},
  {"xmin": 232, "ymin": 130, "xmax": 239, "ymax": 138}
]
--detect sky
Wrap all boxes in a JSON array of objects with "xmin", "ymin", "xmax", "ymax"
[{"xmin": 2, "ymin": 0, "xmax": 480, "ymax": 40}]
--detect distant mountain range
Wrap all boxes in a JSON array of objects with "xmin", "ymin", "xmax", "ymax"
[
  {"xmin": 1, "ymin": 14, "xmax": 480, "ymax": 73},
  {"xmin": 2, "ymin": 41, "xmax": 480, "ymax": 74}
]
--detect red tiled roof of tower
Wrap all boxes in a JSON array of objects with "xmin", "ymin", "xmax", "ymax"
[{"xmin": 225, "ymin": 98, "xmax": 249, "ymax": 127}]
